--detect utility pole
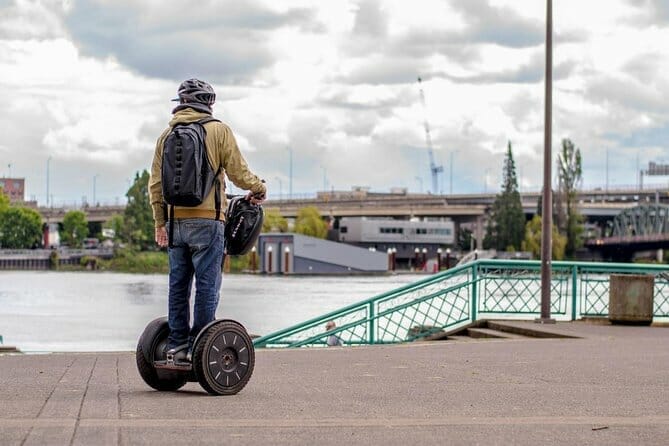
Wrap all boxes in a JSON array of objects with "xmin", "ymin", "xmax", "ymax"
[
  {"xmin": 321, "ymin": 166, "xmax": 327, "ymax": 191},
  {"xmin": 286, "ymin": 146, "xmax": 293, "ymax": 198},
  {"xmin": 275, "ymin": 177, "xmax": 283, "ymax": 200},
  {"xmin": 449, "ymin": 151, "xmax": 456, "ymax": 195},
  {"xmin": 538, "ymin": 0, "xmax": 555, "ymax": 324},
  {"xmin": 93, "ymin": 174, "xmax": 99, "ymax": 205},
  {"xmin": 417, "ymin": 77, "xmax": 443, "ymax": 194},
  {"xmin": 46, "ymin": 156, "xmax": 52, "ymax": 207}
]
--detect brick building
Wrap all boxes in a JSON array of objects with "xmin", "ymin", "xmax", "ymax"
[{"xmin": 0, "ymin": 178, "xmax": 25, "ymax": 202}]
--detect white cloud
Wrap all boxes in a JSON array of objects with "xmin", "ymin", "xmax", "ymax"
[{"xmin": 1, "ymin": 0, "xmax": 668, "ymax": 204}]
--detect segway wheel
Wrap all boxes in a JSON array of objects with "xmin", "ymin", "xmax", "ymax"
[
  {"xmin": 192, "ymin": 320, "xmax": 255, "ymax": 396},
  {"xmin": 136, "ymin": 317, "xmax": 188, "ymax": 391}
]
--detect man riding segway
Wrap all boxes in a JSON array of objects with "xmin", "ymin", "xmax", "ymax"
[{"xmin": 137, "ymin": 78, "xmax": 266, "ymax": 395}]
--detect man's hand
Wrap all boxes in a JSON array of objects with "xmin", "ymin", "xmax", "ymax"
[
  {"xmin": 155, "ymin": 226, "xmax": 168, "ymax": 248},
  {"xmin": 245, "ymin": 191, "xmax": 266, "ymax": 205}
]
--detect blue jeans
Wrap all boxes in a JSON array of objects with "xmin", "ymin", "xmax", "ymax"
[{"xmin": 167, "ymin": 219, "xmax": 225, "ymax": 350}]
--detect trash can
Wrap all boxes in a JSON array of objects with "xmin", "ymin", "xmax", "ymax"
[{"xmin": 608, "ymin": 274, "xmax": 654, "ymax": 325}]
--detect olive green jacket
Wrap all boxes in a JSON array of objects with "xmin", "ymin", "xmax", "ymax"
[{"xmin": 149, "ymin": 108, "xmax": 266, "ymax": 228}]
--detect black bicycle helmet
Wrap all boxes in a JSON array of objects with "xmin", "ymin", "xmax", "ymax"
[
  {"xmin": 224, "ymin": 196, "xmax": 264, "ymax": 256},
  {"xmin": 173, "ymin": 78, "xmax": 216, "ymax": 105}
]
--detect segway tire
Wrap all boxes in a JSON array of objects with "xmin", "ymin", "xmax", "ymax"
[
  {"xmin": 192, "ymin": 320, "xmax": 255, "ymax": 396},
  {"xmin": 136, "ymin": 317, "xmax": 188, "ymax": 392}
]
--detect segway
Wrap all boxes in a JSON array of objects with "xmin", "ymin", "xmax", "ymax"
[
  {"xmin": 136, "ymin": 195, "xmax": 264, "ymax": 395},
  {"xmin": 136, "ymin": 317, "xmax": 255, "ymax": 395}
]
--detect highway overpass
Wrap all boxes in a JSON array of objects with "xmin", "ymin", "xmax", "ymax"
[{"xmin": 36, "ymin": 186, "xmax": 669, "ymax": 235}]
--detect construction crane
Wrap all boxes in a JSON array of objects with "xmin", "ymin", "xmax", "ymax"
[{"xmin": 417, "ymin": 77, "xmax": 443, "ymax": 194}]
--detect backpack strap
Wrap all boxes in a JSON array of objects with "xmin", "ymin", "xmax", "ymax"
[
  {"xmin": 214, "ymin": 179, "xmax": 221, "ymax": 221},
  {"xmin": 168, "ymin": 205, "xmax": 175, "ymax": 248},
  {"xmin": 197, "ymin": 116, "xmax": 220, "ymax": 125},
  {"xmin": 198, "ymin": 116, "xmax": 222, "ymax": 221}
]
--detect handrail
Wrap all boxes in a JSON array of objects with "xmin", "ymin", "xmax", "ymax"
[{"xmin": 253, "ymin": 259, "xmax": 669, "ymax": 348}]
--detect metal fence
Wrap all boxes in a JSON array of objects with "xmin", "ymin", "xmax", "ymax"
[{"xmin": 253, "ymin": 259, "xmax": 669, "ymax": 348}]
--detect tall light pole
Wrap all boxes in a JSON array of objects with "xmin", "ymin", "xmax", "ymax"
[
  {"xmin": 449, "ymin": 151, "xmax": 457, "ymax": 195},
  {"xmin": 46, "ymin": 156, "xmax": 52, "ymax": 207},
  {"xmin": 605, "ymin": 149, "xmax": 610, "ymax": 192},
  {"xmin": 286, "ymin": 146, "xmax": 293, "ymax": 198},
  {"xmin": 275, "ymin": 176, "xmax": 283, "ymax": 200},
  {"xmin": 484, "ymin": 168, "xmax": 491, "ymax": 193},
  {"xmin": 538, "ymin": 0, "xmax": 555, "ymax": 324},
  {"xmin": 93, "ymin": 174, "xmax": 99, "ymax": 205},
  {"xmin": 321, "ymin": 166, "xmax": 327, "ymax": 191}
]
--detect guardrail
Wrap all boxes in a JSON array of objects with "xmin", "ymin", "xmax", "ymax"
[
  {"xmin": 253, "ymin": 259, "xmax": 669, "ymax": 348},
  {"xmin": 0, "ymin": 248, "xmax": 114, "ymax": 270}
]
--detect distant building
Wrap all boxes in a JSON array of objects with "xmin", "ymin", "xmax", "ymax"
[
  {"xmin": 336, "ymin": 217, "xmax": 455, "ymax": 266},
  {"xmin": 0, "ymin": 178, "xmax": 25, "ymax": 203},
  {"xmin": 258, "ymin": 233, "xmax": 388, "ymax": 274}
]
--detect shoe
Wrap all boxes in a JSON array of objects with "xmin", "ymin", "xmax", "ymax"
[{"xmin": 166, "ymin": 343, "xmax": 191, "ymax": 366}]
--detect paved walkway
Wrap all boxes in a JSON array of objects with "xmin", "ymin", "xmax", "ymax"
[{"xmin": 1, "ymin": 321, "xmax": 668, "ymax": 445}]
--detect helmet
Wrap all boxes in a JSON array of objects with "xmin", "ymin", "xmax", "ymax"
[
  {"xmin": 224, "ymin": 196, "xmax": 264, "ymax": 256},
  {"xmin": 174, "ymin": 78, "xmax": 216, "ymax": 105}
]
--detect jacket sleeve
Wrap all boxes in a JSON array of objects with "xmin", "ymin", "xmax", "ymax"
[
  {"xmin": 219, "ymin": 124, "xmax": 267, "ymax": 196},
  {"xmin": 148, "ymin": 131, "xmax": 169, "ymax": 228}
]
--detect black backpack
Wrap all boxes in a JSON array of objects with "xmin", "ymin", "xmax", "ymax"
[{"xmin": 161, "ymin": 116, "xmax": 221, "ymax": 246}]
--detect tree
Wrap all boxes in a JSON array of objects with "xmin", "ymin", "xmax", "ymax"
[
  {"xmin": 62, "ymin": 210, "xmax": 89, "ymax": 248},
  {"xmin": 0, "ymin": 187, "xmax": 9, "ymax": 211},
  {"xmin": 124, "ymin": 170, "xmax": 154, "ymax": 250},
  {"xmin": 262, "ymin": 209, "xmax": 288, "ymax": 233},
  {"xmin": 294, "ymin": 206, "xmax": 328, "ymax": 239},
  {"xmin": 522, "ymin": 215, "xmax": 566, "ymax": 260},
  {"xmin": 483, "ymin": 142, "xmax": 525, "ymax": 251},
  {"xmin": 103, "ymin": 214, "xmax": 125, "ymax": 242},
  {"xmin": 0, "ymin": 206, "xmax": 43, "ymax": 249},
  {"xmin": 555, "ymin": 138, "xmax": 584, "ymax": 258},
  {"xmin": 457, "ymin": 227, "xmax": 474, "ymax": 251}
]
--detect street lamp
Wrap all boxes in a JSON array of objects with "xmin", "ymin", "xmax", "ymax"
[
  {"xmin": 46, "ymin": 156, "xmax": 52, "ymax": 207},
  {"xmin": 437, "ymin": 248, "xmax": 442, "ymax": 270},
  {"xmin": 446, "ymin": 248, "xmax": 451, "ymax": 269},
  {"xmin": 538, "ymin": 0, "xmax": 555, "ymax": 324},
  {"xmin": 449, "ymin": 150, "xmax": 459, "ymax": 195},
  {"xmin": 267, "ymin": 246, "xmax": 273, "ymax": 274},
  {"xmin": 320, "ymin": 166, "xmax": 327, "ymax": 192},
  {"xmin": 250, "ymin": 246, "xmax": 257, "ymax": 272},
  {"xmin": 421, "ymin": 247, "xmax": 427, "ymax": 270},
  {"xmin": 93, "ymin": 174, "xmax": 99, "ymax": 206},
  {"xmin": 390, "ymin": 246, "xmax": 397, "ymax": 271},
  {"xmin": 284, "ymin": 246, "xmax": 291, "ymax": 274},
  {"xmin": 286, "ymin": 146, "xmax": 293, "ymax": 198},
  {"xmin": 275, "ymin": 177, "xmax": 283, "ymax": 201}
]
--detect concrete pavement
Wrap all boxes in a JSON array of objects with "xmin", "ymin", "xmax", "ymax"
[{"xmin": 1, "ymin": 321, "xmax": 668, "ymax": 445}]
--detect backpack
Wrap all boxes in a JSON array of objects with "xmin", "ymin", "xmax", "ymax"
[{"xmin": 161, "ymin": 116, "xmax": 221, "ymax": 246}]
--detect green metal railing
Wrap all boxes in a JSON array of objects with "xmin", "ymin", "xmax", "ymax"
[{"xmin": 253, "ymin": 259, "xmax": 669, "ymax": 348}]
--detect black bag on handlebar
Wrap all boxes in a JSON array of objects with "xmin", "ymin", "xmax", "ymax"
[{"xmin": 224, "ymin": 196, "xmax": 264, "ymax": 255}]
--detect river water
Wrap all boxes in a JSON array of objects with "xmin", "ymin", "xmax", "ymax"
[{"xmin": 0, "ymin": 271, "xmax": 425, "ymax": 352}]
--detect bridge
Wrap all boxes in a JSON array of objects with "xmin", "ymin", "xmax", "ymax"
[
  {"xmin": 35, "ymin": 186, "xmax": 669, "ymax": 252},
  {"xmin": 586, "ymin": 203, "xmax": 669, "ymax": 261},
  {"xmin": 37, "ymin": 186, "xmax": 668, "ymax": 222}
]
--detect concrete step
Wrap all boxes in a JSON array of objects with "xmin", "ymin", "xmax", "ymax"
[
  {"xmin": 0, "ymin": 345, "xmax": 21, "ymax": 353},
  {"xmin": 446, "ymin": 335, "xmax": 477, "ymax": 342},
  {"xmin": 466, "ymin": 327, "xmax": 526, "ymax": 339},
  {"xmin": 486, "ymin": 321, "xmax": 577, "ymax": 339}
]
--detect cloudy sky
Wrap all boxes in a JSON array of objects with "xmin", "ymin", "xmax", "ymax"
[{"xmin": 1, "ymin": 0, "xmax": 668, "ymax": 206}]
